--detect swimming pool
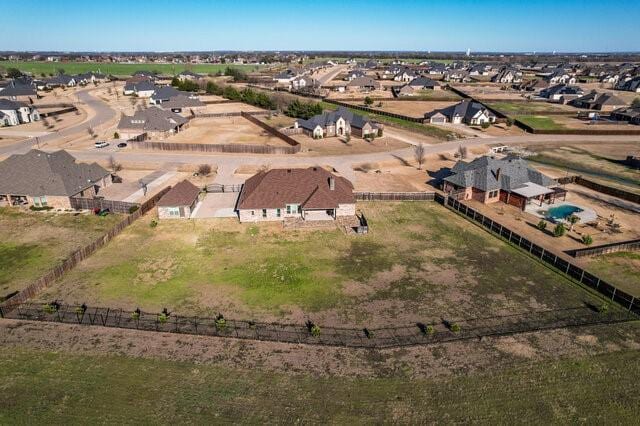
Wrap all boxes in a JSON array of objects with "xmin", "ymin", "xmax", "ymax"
[{"xmin": 545, "ymin": 204, "xmax": 584, "ymax": 220}]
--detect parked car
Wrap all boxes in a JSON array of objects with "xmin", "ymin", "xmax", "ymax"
[
  {"xmin": 94, "ymin": 141, "xmax": 109, "ymax": 149},
  {"xmin": 117, "ymin": 142, "xmax": 127, "ymax": 148}
]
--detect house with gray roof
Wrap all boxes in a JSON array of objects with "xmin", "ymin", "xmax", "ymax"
[
  {"xmin": 0, "ymin": 99, "xmax": 40, "ymax": 126},
  {"xmin": 0, "ymin": 149, "xmax": 111, "ymax": 209},
  {"xmin": 569, "ymin": 91, "xmax": 626, "ymax": 112},
  {"xmin": 123, "ymin": 79, "xmax": 156, "ymax": 98},
  {"xmin": 0, "ymin": 80, "xmax": 38, "ymax": 102},
  {"xmin": 294, "ymin": 107, "xmax": 382, "ymax": 139},
  {"xmin": 424, "ymin": 100, "xmax": 496, "ymax": 125},
  {"xmin": 45, "ymin": 75, "xmax": 77, "ymax": 88},
  {"xmin": 150, "ymin": 85, "xmax": 186, "ymax": 104},
  {"xmin": 615, "ymin": 76, "xmax": 640, "ymax": 93},
  {"xmin": 443, "ymin": 155, "xmax": 561, "ymax": 210},
  {"xmin": 117, "ymin": 106, "xmax": 189, "ymax": 140},
  {"xmin": 346, "ymin": 76, "xmax": 380, "ymax": 92},
  {"xmin": 158, "ymin": 94, "xmax": 205, "ymax": 114},
  {"xmin": 394, "ymin": 77, "xmax": 440, "ymax": 97}
]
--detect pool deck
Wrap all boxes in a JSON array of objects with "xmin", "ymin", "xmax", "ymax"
[{"xmin": 526, "ymin": 201, "xmax": 598, "ymax": 224}]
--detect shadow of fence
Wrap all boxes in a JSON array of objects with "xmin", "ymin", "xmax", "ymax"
[{"xmin": 1, "ymin": 302, "xmax": 634, "ymax": 349}]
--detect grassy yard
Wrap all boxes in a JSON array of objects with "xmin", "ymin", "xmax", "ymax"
[
  {"xmin": 527, "ymin": 145, "xmax": 640, "ymax": 190},
  {"xmin": 585, "ymin": 252, "xmax": 640, "ymax": 297},
  {"xmin": 1, "ymin": 347, "xmax": 638, "ymax": 423},
  {"xmin": 516, "ymin": 115, "xmax": 566, "ymax": 131},
  {"xmin": 487, "ymin": 101, "xmax": 576, "ymax": 115},
  {"xmin": 41, "ymin": 202, "xmax": 609, "ymax": 327},
  {"xmin": 4, "ymin": 61, "xmax": 261, "ymax": 77},
  {"xmin": 0, "ymin": 208, "xmax": 122, "ymax": 298}
]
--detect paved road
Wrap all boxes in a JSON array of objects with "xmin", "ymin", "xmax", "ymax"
[
  {"xmin": 0, "ymin": 87, "xmax": 116, "ymax": 156},
  {"xmin": 7, "ymin": 85, "xmax": 639, "ymax": 185},
  {"xmin": 315, "ymin": 64, "xmax": 349, "ymax": 85}
]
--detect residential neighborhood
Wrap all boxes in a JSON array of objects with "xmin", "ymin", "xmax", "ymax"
[{"xmin": 1, "ymin": 1, "xmax": 640, "ymax": 423}]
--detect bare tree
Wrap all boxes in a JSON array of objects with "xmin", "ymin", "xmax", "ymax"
[
  {"xmin": 197, "ymin": 164, "xmax": 212, "ymax": 176},
  {"xmin": 457, "ymin": 145, "xmax": 468, "ymax": 159},
  {"xmin": 414, "ymin": 142, "xmax": 426, "ymax": 169},
  {"xmin": 108, "ymin": 155, "xmax": 122, "ymax": 173},
  {"xmin": 87, "ymin": 127, "xmax": 96, "ymax": 138}
]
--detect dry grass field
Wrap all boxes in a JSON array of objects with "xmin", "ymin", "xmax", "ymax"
[
  {"xmin": 38, "ymin": 202, "xmax": 613, "ymax": 329},
  {"xmin": 166, "ymin": 116, "xmax": 289, "ymax": 146},
  {"xmin": 344, "ymin": 100, "xmax": 458, "ymax": 118}
]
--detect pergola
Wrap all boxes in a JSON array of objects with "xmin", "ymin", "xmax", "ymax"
[{"xmin": 511, "ymin": 182, "xmax": 555, "ymax": 207}]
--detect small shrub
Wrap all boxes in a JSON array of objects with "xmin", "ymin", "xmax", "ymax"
[
  {"xmin": 537, "ymin": 220, "xmax": 547, "ymax": 231},
  {"xmin": 553, "ymin": 223, "xmax": 566, "ymax": 237},
  {"xmin": 158, "ymin": 310, "xmax": 170, "ymax": 323},
  {"xmin": 506, "ymin": 118, "xmax": 514, "ymax": 127},
  {"xmin": 131, "ymin": 309, "xmax": 141, "ymax": 321},
  {"xmin": 150, "ymin": 219, "xmax": 158, "ymax": 228},
  {"xmin": 75, "ymin": 304, "xmax": 87, "ymax": 315},
  {"xmin": 581, "ymin": 234, "xmax": 593, "ymax": 246},
  {"xmin": 363, "ymin": 328, "xmax": 373, "ymax": 339},
  {"xmin": 310, "ymin": 324, "xmax": 321, "ymax": 337},
  {"xmin": 450, "ymin": 323, "xmax": 461, "ymax": 333},
  {"xmin": 128, "ymin": 205, "xmax": 139, "ymax": 214},
  {"xmin": 113, "ymin": 131, "xmax": 120, "ymax": 139},
  {"xmin": 42, "ymin": 303, "xmax": 57, "ymax": 314},
  {"xmin": 425, "ymin": 325, "xmax": 435, "ymax": 335},
  {"xmin": 481, "ymin": 122, "xmax": 490, "ymax": 129},
  {"xmin": 215, "ymin": 314, "xmax": 227, "ymax": 330},
  {"xmin": 29, "ymin": 205, "xmax": 53, "ymax": 211},
  {"xmin": 597, "ymin": 303, "xmax": 609, "ymax": 314},
  {"xmin": 197, "ymin": 164, "xmax": 212, "ymax": 176}
]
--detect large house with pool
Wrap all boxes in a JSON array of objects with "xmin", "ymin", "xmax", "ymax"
[{"xmin": 443, "ymin": 155, "xmax": 565, "ymax": 210}]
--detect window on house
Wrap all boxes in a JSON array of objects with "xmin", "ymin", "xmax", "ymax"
[
  {"xmin": 262, "ymin": 209, "xmax": 267, "ymax": 218},
  {"xmin": 167, "ymin": 207, "xmax": 180, "ymax": 217},
  {"xmin": 276, "ymin": 208, "xmax": 281, "ymax": 218},
  {"xmin": 286, "ymin": 204, "xmax": 299, "ymax": 214},
  {"xmin": 251, "ymin": 211, "xmax": 255, "ymax": 216}
]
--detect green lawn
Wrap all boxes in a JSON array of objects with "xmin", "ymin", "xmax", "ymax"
[
  {"xmin": 40, "ymin": 202, "xmax": 610, "ymax": 326},
  {"xmin": 3, "ymin": 61, "xmax": 261, "ymax": 77},
  {"xmin": 487, "ymin": 101, "xmax": 575, "ymax": 115},
  {"xmin": 516, "ymin": 115, "xmax": 566, "ymax": 131},
  {"xmin": 1, "ymin": 347, "xmax": 639, "ymax": 423},
  {"xmin": 585, "ymin": 252, "xmax": 640, "ymax": 297},
  {"xmin": 0, "ymin": 208, "xmax": 122, "ymax": 298}
]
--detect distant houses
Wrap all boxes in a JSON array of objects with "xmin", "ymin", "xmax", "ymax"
[
  {"xmin": 569, "ymin": 91, "xmax": 626, "ymax": 111},
  {"xmin": 424, "ymin": 100, "xmax": 496, "ymax": 125},
  {"xmin": 539, "ymin": 84, "xmax": 584, "ymax": 103},
  {"xmin": 0, "ymin": 79, "xmax": 38, "ymax": 102},
  {"xmin": 0, "ymin": 99, "xmax": 40, "ymax": 126},
  {"xmin": 346, "ymin": 76, "xmax": 381, "ymax": 92},
  {"xmin": 294, "ymin": 107, "xmax": 382, "ymax": 139},
  {"xmin": 491, "ymin": 67, "xmax": 523, "ymax": 84},
  {"xmin": 0, "ymin": 149, "xmax": 112, "ymax": 209},
  {"xmin": 393, "ymin": 77, "xmax": 440, "ymax": 97}
]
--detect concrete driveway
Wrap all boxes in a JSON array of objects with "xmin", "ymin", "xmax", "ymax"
[{"xmin": 192, "ymin": 192, "xmax": 239, "ymax": 218}]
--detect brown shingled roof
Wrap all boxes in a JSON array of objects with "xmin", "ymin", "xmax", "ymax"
[
  {"xmin": 237, "ymin": 167, "xmax": 354, "ymax": 210},
  {"xmin": 157, "ymin": 180, "xmax": 200, "ymax": 207}
]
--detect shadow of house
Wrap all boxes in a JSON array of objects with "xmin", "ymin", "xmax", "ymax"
[{"xmin": 427, "ymin": 167, "xmax": 452, "ymax": 187}]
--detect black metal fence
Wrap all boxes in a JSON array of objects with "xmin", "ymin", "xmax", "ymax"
[
  {"xmin": 1, "ymin": 302, "xmax": 634, "ymax": 349},
  {"xmin": 355, "ymin": 192, "xmax": 436, "ymax": 201},
  {"xmin": 441, "ymin": 195, "xmax": 640, "ymax": 314},
  {"xmin": 566, "ymin": 238, "xmax": 640, "ymax": 258}
]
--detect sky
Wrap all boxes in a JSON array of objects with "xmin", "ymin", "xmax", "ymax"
[{"xmin": 1, "ymin": 0, "xmax": 639, "ymax": 53}]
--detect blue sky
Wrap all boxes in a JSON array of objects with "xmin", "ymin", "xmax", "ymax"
[{"xmin": 2, "ymin": 0, "xmax": 639, "ymax": 52}]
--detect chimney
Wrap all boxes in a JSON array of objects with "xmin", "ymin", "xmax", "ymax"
[{"xmin": 329, "ymin": 176, "xmax": 335, "ymax": 191}]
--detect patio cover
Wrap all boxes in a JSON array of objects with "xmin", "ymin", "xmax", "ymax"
[{"xmin": 511, "ymin": 182, "xmax": 554, "ymax": 198}]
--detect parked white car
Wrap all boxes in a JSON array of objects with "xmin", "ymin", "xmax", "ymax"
[{"xmin": 94, "ymin": 141, "xmax": 109, "ymax": 148}]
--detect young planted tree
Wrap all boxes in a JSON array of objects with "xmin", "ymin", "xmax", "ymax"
[
  {"xmin": 414, "ymin": 142, "xmax": 426, "ymax": 169},
  {"xmin": 108, "ymin": 155, "xmax": 122, "ymax": 173},
  {"xmin": 364, "ymin": 96, "xmax": 374, "ymax": 107},
  {"xmin": 631, "ymin": 97, "xmax": 640, "ymax": 108},
  {"xmin": 567, "ymin": 214, "xmax": 580, "ymax": 231},
  {"xmin": 197, "ymin": 164, "xmax": 212, "ymax": 176}
]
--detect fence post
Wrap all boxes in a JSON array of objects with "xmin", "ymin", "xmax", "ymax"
[{"xmin": 629, "ymin": 297, "xmax": 635, "ymax": 312}]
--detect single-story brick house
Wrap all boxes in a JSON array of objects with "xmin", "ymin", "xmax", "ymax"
[
  {"xmin": 443, "ymin": 155, "xmax": 563, "ymax": 210},
  {"xmin": 0, "ymin": 149, "xmax": 112, "ymax": 209},
  {"xmin": 117, "ymin": 106, "xmax": 189, "ymax": 140},
  {"xmin": 294, "ymin": 107, "xmax": 382, "ymax": 139},
  {"xmin": 424, "ymin": 100, "xmax": 496, "ymax": 125},
  {"xmin": 237, "ymin": 167, "xmax": 356, "ymax": 222},
  {"xmin": 157, "ymin": 180, "xmax": 200, "ymax": 219}
]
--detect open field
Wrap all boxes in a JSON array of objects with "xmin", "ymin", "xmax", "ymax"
[
  {"xmin": 326, "ymin": 89, "xmax": 395, "ymax": 99},
  {"xmin": 1, "ymin": 346, "xmax": 639, "ymax": 423},
  {"xmin": 0, "ymin": 208, "xmax": 122, "ymax": 298},
  {"xmin": 517, "ymin": 114, "xmax": 640, "ymax": 132},
  {"xmin": 487, "ymin": 101, "xmax": 579, "ymax": 115},
  {"xmin": 516, "ymin": 115, "xmax": 567, "ymax": 130},
  {"xmin": 293, "ymin": 133, "xmax": 410, "ymax": 156},
  {"xmin": 345, "ymin": 100, "xmax": 458, "ymax": 119},
  {"xmin": 526, "ymin": 143, "xmax": 640, "ymax": 190},
  {"xmin": 4, "ymin": 61, "xmax": 261, "ymax": 77},
  {"xmin": 402, "ymin": 89, "xmax": 462, "ymax": 101},
  {"xmin": 452, "ymin": 84, "xmax": 529, "ymax": 100},
  {"xmin": 583, "ymin": 252, "xmax": 640, "ymax": 297},
  {"xmin": 39, "ymin": 202, "xmax": 614, "ymax": 327},
  {"xmin": 198, "ymin": 101, "xmax": 266, "ymax": 114},
  {"xmin": 166, "ymin": 116, "xmax": 288, "ymax": 146}
]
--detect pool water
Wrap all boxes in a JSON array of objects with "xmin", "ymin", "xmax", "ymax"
[{"xmin": 545, "ymin": 204, "xmax": 583, "ymax": 220}]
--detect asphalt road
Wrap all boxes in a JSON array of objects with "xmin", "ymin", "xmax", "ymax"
[{"xmin": 0, "ymin": 87, "xmax": 116, "ymax": 156}]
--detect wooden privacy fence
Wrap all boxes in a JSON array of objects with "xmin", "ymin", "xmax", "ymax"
[
  {"xmin": 240, "ymin": 111, "xmax": 301, "ymax": 148},
  {"xmin": 323, "ymin": 99, "xmax": 424, "ymax": 123},
  {"xmin": 514, "ymin": 119, "xmax": 640, "ymax": 135},
  {"xmin": 2, "ymin": 302, "xmax": 634, "ymax": 349},
  {"xmin": 570, "ymin": 176, "xmax": 640, "ymax": 204},
  {"xmin": 40, "ymin": 106, "xmax": 78, "ymax": 117},
  {"xmin": 355, "ymin": 192, "xmax": 436, "ymax": 201},
  {"xmin": 0, "ymin": 187, "xmax": 171, "ymax": 310},
  {"xmin": 440, "ymin": 195, "xmax": 640, "ymax": 314},
  {"xmin": 566, "ymin": 238, "xmax": 640, "ymax": 258},
  {"xmin": 129, "ymin": 140, "xmax": 300, "ymax": 155},
  {"xmin": 69, "ymin": 197, "xmax": 139, "ymax": 214}
]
